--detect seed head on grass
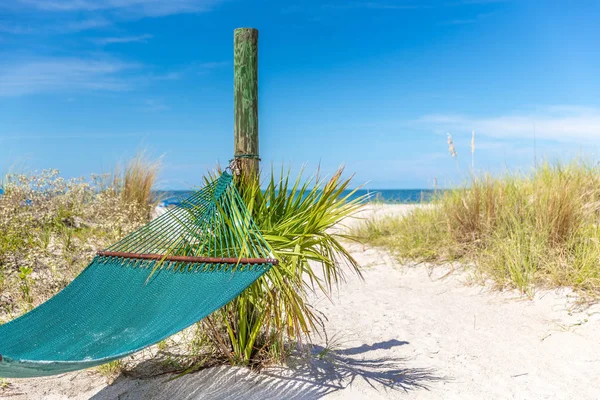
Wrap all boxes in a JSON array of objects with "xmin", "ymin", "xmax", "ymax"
[
  {"xmin": 471, "ymin": 130, "xmax": 475, "ymax": 171},
  {"xmin": 447, "ymin": 133, "xmax": 459, "ymax": 172},
  {"xmin": 447, "ymin": 133, "xmax": 457, "ymax": 158}
]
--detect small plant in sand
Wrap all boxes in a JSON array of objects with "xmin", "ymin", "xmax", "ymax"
[
  {"xmin": 17, "ymin": 267, "xmax": 34, "ymax": 310},
  {"xmin": 0, "ymin": 378, "xmax": 10, "ymax": 390},
  {"xmin": 96, "ymin": 360, "xmax": 125, "ymax": 383}
]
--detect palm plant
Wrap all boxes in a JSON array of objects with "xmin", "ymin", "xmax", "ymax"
[{"xmin": 199, "ymin": 165, "xmax": 365, "ymax": 366}]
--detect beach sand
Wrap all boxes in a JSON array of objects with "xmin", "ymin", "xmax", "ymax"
[{"xmin": 2, "ymin": 204, "xmax": 600, "ymax": 399}]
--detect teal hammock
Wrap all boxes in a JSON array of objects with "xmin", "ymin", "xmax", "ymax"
[{"xmin": 0, "ymin": 172, "xmax": 277, "ymax": 378}]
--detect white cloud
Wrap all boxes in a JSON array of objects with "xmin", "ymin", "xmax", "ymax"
[
  {"xmin": 0, "ymin": 133, "xmax": 143, "ymax": 140},
  {"xmin": 321, "ymin": 0, "xmax": 507, "ymax": 11},
  {"xmin": 322, "ymin": 2, "xmax": 424, "ymax": 10},
  {"xmin": 0, "ymin": 24, "xmax": 36, "ymax": 35},
  {"xmin": 415, "ymin": 106, "xmax": 600, "ymax": 142},
  {"xmin": 140, "ymin": 99, "xmax": 169, "ymax": 112},
  {"xmin": 442, "ymin": 18, "xmax": 478, "ymax": 25},
  {"xmin": 94, "ymin": 34, "xmax": 153, "ymax": 45},
  {"xmin": 152, "ymin": 71, "xmax": 181, "ymax": 80},
  {"xmin": 11, "ymin": 0, "xmax": 222, "ymax": 17},
  {"xmin": 447, "ymin": 0, "xmax": 509, "ymax": 5},
  {"xmin": 0, "ymin": 18, "xmax": 111, "ymax": 35},
  {"xmin": 62, "ymin": 18, "xmax": 112, "ymax": 32},
  {"xmin": 0, "ymin": 56, "xmax": 227, "ymax": 96},
  {"xmin": 441, "ymin": 11, "xmax": 497, "ymax": 25},
  {"xmin": 0, "ymin": 57, "xmax": 139, "ymax": 96},
  {"xmin": 194, "ymin": 61, "xmax": 229, "ymax": 74}
]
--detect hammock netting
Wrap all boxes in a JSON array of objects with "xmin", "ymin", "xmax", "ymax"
[{"xmin": 0, "ymin": 172, "xmax": 276, "ymax": 378}]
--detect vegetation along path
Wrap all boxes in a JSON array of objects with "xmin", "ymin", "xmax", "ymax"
[{"xmin": 3, "ymin": 206, "xmax": 599, "ymax": 399}]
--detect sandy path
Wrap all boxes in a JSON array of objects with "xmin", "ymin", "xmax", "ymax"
[
  {"xmin": 2, "ymin": 205, "xmax": 599, "ymax": 399},
  {"xmin": 306, "ymin": 242, "xmax": 600, "ymax": 399}
]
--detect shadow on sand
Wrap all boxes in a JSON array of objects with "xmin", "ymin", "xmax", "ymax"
[{"xmin": 91, "ymin": 339, "xmax": 444, "ymax": 399}]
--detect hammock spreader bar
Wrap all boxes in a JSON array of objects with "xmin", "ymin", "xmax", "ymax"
[{"xmin": 96, "ymin": 251, "xmax": 279, "ymax": 265}]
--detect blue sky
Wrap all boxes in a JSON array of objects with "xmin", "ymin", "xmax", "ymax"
[{"xmin": 1, "ymin": 0, "xmax": 599, "ymax": 189}]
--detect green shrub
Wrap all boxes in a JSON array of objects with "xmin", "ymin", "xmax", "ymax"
[
  {"xmin": 199, "ymin": 166, "xmax": 365, "ymax": 366},
  {"xmin": 0, "ymin": 154, "xmax": 160, "ymax": 316}
]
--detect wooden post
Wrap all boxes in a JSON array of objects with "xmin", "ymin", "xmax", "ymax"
[{"xmin": 233, "ymin": 28, "xmax": 259, "ymax": 180}]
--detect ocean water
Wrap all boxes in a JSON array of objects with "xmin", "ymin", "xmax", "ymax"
[
  {"xmin": 0, "ymin": 187, "xmax": 438, "ymax": 205},
  {"xmin": 155, "ymin": 189, "xmax": 439, "ymax": 207}
]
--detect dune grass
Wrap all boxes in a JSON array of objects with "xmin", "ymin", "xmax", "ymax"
[
  {"xmin": 113, "ymin": 150, "xmax": 162, "ymax": 218},
  {"xmin": 353, "ymin": 161, "xmax": 600, "ymax": 296}
]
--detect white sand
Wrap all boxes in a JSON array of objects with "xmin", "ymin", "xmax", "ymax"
[{"xmin": 2, "ymin": 204, "xmax": 600, "ymax": 399}]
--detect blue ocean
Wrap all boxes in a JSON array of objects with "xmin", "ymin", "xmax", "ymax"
[
  {"xmin": 0, "ymin": 187, "xmax": 438, "ymax": 205},
  {"xmin": 155, "ymin": 189, "xmax": 439, "ymax": 207}
]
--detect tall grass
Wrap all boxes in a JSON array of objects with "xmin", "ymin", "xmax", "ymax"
[
  {"xmin": 113, "ymin": 151, "xmax": 162, "ymax": 218},
  {"xmin": 353, "ymin": 161, "xmax": 600, "ymax": 296}
]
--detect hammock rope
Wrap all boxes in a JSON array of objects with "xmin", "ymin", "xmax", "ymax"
[{"xmin": 0, "ymin": 172, "xmax": 276, "ymax": 378}]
